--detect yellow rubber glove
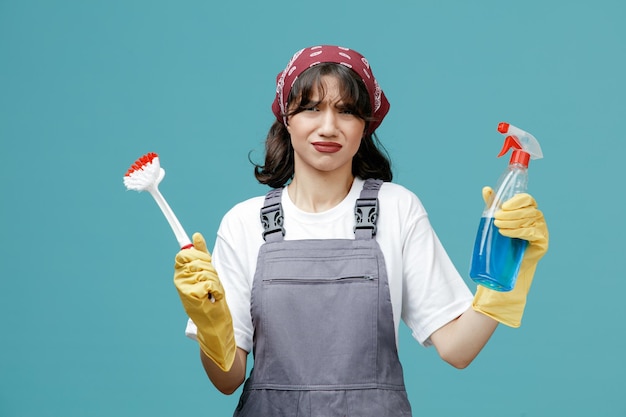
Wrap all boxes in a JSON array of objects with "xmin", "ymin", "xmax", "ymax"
[
  {"xmin": 472, "ymin": 187, "xmax": 549, "ymax": 327},
  {"xmin": 174, "ymin": 232, "xmax": 236, "ymax": 371}
]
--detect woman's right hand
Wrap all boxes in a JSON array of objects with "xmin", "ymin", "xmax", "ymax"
[{"xmin": 174, "ymin": 232, "xmax": 237, "ymax": 372}]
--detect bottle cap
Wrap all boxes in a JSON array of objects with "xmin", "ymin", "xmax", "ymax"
[{"xmin": 510, "ymin": 149, "xmax": 530, "ymax": 167}]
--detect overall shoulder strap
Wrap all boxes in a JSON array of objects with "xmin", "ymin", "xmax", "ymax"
[
  {"xmin": 260, "ymin": 187, "xmax": 285, "ymax": 242},
  {"xmin": 354, "ymin": 178, "xmax": 383, "ymax": 240}
]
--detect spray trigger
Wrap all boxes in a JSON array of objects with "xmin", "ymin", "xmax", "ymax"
[{"xmin": 498, "ymin": 136, "xmax": 522, "ymax": 158}]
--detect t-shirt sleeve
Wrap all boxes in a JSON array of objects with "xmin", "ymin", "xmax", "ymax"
[{"xmin": 398, "ymin": 192, "xmax": 473, "ymax": 346}]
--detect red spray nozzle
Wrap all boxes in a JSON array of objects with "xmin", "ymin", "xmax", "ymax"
[
  {"xmin": 497, "ymin": 122, "xmax": 510, "ymax": 134},
  {"xmin": 496, "ymin": 122, "xmax": 542, "ymax": 167}
]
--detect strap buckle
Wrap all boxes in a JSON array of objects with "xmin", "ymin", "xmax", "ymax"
[
  {"xmin": 354, "ymin": 197, "xmax": 378, "ymax": 236},
  {"xmin": 261, "ymin": 202, "xmax": 285, "ymax": 241}
]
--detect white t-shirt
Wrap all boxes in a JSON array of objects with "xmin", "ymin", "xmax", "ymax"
[{"xmin": 186, "ymin": 178, "xmax": 473, "ymax": 352}]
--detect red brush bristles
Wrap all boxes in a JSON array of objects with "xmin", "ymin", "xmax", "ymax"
[{"xmin": 125, "ymin": 152, "xmax": 158, "ymax": 176}]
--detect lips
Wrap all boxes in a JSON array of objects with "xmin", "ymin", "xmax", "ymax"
[{"xmin": 312, "ymin": 142, "xmax": 342, "ymax": 153}]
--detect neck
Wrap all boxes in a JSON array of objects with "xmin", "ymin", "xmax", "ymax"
[{"xmin": 288, "ymin": 172, "xmax": 355, "ymax": 213}]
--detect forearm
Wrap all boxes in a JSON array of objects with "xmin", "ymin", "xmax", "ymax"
[
  {"xmin": 429, "ymin": 307, "xmax": 498, "ymax": 369},
  {"xmin": 201, "ymin": 347, "xmax": 248, "ymax": 395}
]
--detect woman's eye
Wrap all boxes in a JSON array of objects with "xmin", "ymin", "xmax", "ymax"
[{"xmin": 339, "ymin": 107, "xmax": 357, "ymax": 115}]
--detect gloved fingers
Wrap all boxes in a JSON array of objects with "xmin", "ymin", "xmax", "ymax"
[
  {"xmin": 494, "ymin": 207, "xmax": 543, "ymax": 234},
  {"xmin": 192, "ymin": 232, "xmax": 209, "ymax": 254},
  {"xmin": 175, "ymin": 258, "xmax": 218, "ymax": 283},
  {"xmin": 495, "ymin": 205, "xmax": 541, "ymax": 222},
  {"xmin": 175, "ymin": 271, "xmax": 225, "ymax": 301},
  {"xmin": 175, "ymin": 247, "xmax": 212, "ymax": 268},
  {"xmin": 482, "ymin": 186, "xmax": 494, "ymax": 205},
  {"xmin": 497, "ymin": 218, "xmax": 549, "ymax": 247},
  {"xmin": 186, "ymin": 258, "xmax": 216, "ymax": 274},
  {"xmin": 497, "ymin": 224, "xmax": 541, "ymax": 241},
  {"xmin": 501, "ymin": 193, "xmax": 537, "ymax": 211},
  {"xmin": 495, "ymin": 193, "xmax": 546, "ymax": 244},
  {"xmin": 494, "ymin": 216, "xmax": 537, "ymax": 230},
  {"xmin": 178, "ymin": 278, "xmax": 211, "ymax": 299},
  {"xmin": 495, "ymin": 193, "xmax": 543, "ymax": 230},
  {"xmin": 192, "ymin": 277, "xmax": 224, "ymax": 300}
]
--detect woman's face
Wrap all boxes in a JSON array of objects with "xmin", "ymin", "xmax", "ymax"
[{"xmin": 287, "ymin": 75, "xmax": 366, "ymax": 178}]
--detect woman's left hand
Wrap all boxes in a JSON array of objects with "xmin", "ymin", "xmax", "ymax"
[{"xmin": 472, "ymin": 187, "xmax": 549, "ymax": 328}]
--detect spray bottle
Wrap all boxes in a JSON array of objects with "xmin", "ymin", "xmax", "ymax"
[{"xmin": 469, "ymin": 122, "xmax": 543, "ymax": 291}]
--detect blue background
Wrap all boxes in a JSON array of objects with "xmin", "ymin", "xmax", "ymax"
[{"xmin": 1, "ymin": 1, "xmax": 624, "ymax": 416}]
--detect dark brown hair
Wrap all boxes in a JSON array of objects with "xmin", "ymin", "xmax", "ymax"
[{"xmin": 253, "ymin": 63, "xmax": 392, "ymax": 188}]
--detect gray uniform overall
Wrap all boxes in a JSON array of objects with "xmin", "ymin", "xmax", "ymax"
[{"xmin": 234, "ymin": 179, "xmax": 412, "ymax": 417}]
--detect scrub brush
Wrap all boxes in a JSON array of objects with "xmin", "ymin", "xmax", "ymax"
[{"xmin": 123, "ymin": 152, "xmax": 193, "ymax": 249}]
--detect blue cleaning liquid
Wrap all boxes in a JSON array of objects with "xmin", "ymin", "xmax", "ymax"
[{"xmin": 470, "ymin": 217, "xmax": 528, "ymax": 292}]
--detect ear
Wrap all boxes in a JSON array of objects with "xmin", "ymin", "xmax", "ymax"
[{"xmin": 283, "ymin": 114, "xmax": 291, "ymax": 132}]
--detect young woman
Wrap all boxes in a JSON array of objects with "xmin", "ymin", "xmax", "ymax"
[{"xmin": 173, "ymin": 45, "xmax": 549, "ymax": 416}]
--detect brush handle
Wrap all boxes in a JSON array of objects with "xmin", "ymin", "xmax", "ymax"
[
  {"xmin": 149, "ymin": 186, "xmax": 214, "ymax": 302},
  {"xmin": 148, "ymin": 186, "xmax": 193, "ymax": 249}
]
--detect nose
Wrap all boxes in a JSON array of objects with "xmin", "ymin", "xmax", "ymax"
[{"xmin": 317, "ymin": 108, "xmax": 339, "ymax": 137}]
